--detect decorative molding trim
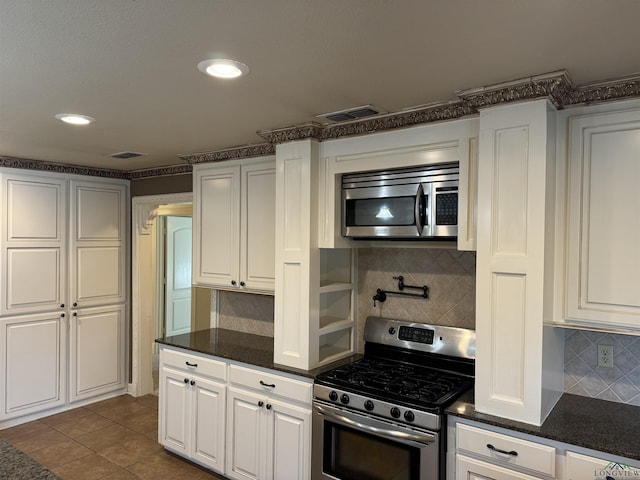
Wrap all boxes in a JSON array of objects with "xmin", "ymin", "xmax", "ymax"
[
  {"xmin": 568, "ymin": 74, "xmax": 640, "ymax": 105},
  {"xmin": 455, "ymin": 70, "xmax": 574, "ymax": 109},
  {"xmin": 4, "ymin": 70, "xmax": 640, "ymax": 179},
  {"xmin": 127, "ymin": 164, "xmax": 192, "ymax": 179},
  {"xmin": 179, "ymin": 143, "xmax": 275, "ymax": 165},
  {"xmin": 257, "ymin": 122, "xmax": 324, "ymax": 143},
  {"xmin": 0, "ymin": 155, "xmax": 128, "ymax": 179}
]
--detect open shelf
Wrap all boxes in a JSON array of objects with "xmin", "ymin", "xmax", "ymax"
[{"xmin": 319, "ymin": 328, "xmax": 353, "ymax": 365}]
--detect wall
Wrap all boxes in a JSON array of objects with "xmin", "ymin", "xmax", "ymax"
[
  {"xmin": 356, "ymin": 247, "xmax": 476, "ymax": 351},
  {"xmin": 565, "ymin": 329, "xmax": 640, "ymax": 405},
  {"xmin": 217, "ymin": 291, "xmax": 275, "ymax": 337},
  {"xmin": 130, "ymin": 173, "xmax": 192, "ymax": 196}
]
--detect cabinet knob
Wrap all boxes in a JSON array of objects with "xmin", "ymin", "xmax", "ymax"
[
  {"xmin": 231, "ymin": 280, "xmax": 237, "ymax": 286},
  {"xmin": 73, "ymin": 302, "xmax": 78, "ymax": 307},
  {"xmin": 60, "ymin": 303, "xmax": 65, "ymax": 308},
  {"xmin": 73, "ymin": 312, "xmax": 77, "ymax": 317},
  {"xmin": 258, "ymin": 401, "xmax": 264, "ymax": 407},
  {"xmin": 190, "ymin": 380, "xmax": 196, "ymax": 386},
  {"xmin": 184, "ymin": 378, "xmax": 189, "ymax": 384},
  {"xmin": 266, "ymin": 404, "xmax": 272, "ymax": 410},
  {"xmin": 240, "ymin": 281, "xmax": 245, "ymax": 287},
  {"xmin": 60, "ymin": 313, "xmax": 65, "ymax": 318}
]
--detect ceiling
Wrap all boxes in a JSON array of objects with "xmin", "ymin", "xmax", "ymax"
[{"xmin": 2, "ymin": 0, "xmax": 640, "ymax": 172}]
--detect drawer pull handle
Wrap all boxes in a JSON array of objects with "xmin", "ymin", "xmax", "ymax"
[
  {"xmin": 260, "ymin": 380, "xmax": 276, "ymax": 388},
  {"xmin": 185, "ymin": 362, "xmax": 198, "ymax": 367},
  {"xmin": 486, "ymin": 444, "xmax": 518, "ymax": 457}
]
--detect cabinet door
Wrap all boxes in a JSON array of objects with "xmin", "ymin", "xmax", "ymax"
[
  {"xmin": 565, "ymin": 451, "xmax": 640, "ymax": 479},
  {"xmin": 1, "ymin": 173, "xmax": 67, "ymax": 315},
  {"xmin": 240, "ymin": 162, "xmax": 276, "ymax": 292},
  {"xmin": 69, "ymin": 180, "xmax": 127, "ymax": 308},
  {"xmin": 566, "ymin": 110, "xmax": 640, "ymax": 328},
  {"xmin": 457, "ymin": 454, "xmax": 544, "ymax": 480},
  {"xmin": 69, "ymin": 305, "xmax": 125, "ymax": 402},
  {"xmin": 159, "ymin": 366, "xmax": 191, "ymax": 456},
  {"xmin": 0, "ymin": 312, "xmax": 66, "ymax": 420},
  {"xmin": 268, "ymin": 399, "xmax": 311, "ymax": 480},
  {"xmin": 226, "ymin": 387, "xmax": 265, "ymax": 480},
  {"xmin": 193, "ymin": 165, "xmax": 241, "ymax": 288},
  {"xmin": 191, "ymin": 377, "xmax": 226, "ymax": 473}
]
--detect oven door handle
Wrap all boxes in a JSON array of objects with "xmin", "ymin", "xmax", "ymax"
[{"xmin": 315, "ymin": 403, "xmax": 436, "ymax": 446}]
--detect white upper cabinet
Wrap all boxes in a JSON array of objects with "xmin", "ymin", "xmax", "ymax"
[
  {"xmin": 475, "ymin": 100, "xmax": 564, "ymax": 426},
  {"xmin": 69, "ymin": 180, "xmax": 127, "ymax": 308},
  {"xmin": 560, "ymin": 107, "xmax": 640, "ymax": 330},
  {"xmin": 193, "ymin": 157, "xmax": 275, "ymax": 293},
  {"xmin": 1, "ymin": 172, "xmax": 67, "ymax": 315}
]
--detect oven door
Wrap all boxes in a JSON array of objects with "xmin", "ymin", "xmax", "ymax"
[{"xmin": 312, "ymin": 400, "xmax": 439, "ymax": 480}]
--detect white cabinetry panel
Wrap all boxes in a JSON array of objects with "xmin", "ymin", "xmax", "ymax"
[
  {"xmin": 226, "ymin": 387, "xmax": 263, "ymax": 480},
  {"xmin": 1, "ymin": 313, "xmax": 66, "ymax": 419},
  {"xmin": 160, "ymin": 367, "xmax": 190, "ymax": 455},
  {"xmin": 475, "ymin": 100, "xmax": 563, "ymax": 426},
  {"xmin": 5, "ymin": 248, "xmax": 62, "ymax": 311},
  {"xmin": 564, "ymin": 109, "xmax": 640, "ymax": 329},
  {"xmin": 73, "ymin": 185, "xmax": 122, "ymax": 240},
  {"xmin": 70, "ymin": 305, "xmax": 125, "ymax": 401}
]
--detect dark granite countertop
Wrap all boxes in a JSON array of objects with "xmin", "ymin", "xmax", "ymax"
[
  {"xmin": 155, "ymin": 327, "xmax": 361, "ymax": 379},
  {"xmin": 447, "ymin": 390, "xmax": 640, "ymax": 461}
]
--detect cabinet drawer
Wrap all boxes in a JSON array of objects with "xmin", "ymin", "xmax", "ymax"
[
  {"xmin": 457, "ymin": 454, "xmax": 546, "ymax": 480},
  {"xmin": 161, "ymin": 347, "xmax": 227, "ymax": 381},
  {"xmin": 456, "ymin": 423, "xmax": 555, "ymax": 477},
  {"xmin": 229, "ymin": 364, "xmax": 312, "ymax": 404},
  {"xmin": 565, "ymin": 451, "xmax": 640, "ymax": 479}
]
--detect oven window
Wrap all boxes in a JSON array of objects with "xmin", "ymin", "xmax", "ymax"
[
  {"xmin": 345, "ymin": 197, "xmax": 416, "ymax": 227},
  {"xmin": 323, "ymin": 422, "xmax": 419, "ymax": 480}
]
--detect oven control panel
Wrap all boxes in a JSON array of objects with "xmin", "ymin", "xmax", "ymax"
[{"xmin": 397, "ymin": 325, "xmax": 434, "ymax": 344}]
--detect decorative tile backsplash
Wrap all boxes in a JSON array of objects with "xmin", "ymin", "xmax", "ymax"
[
  {"xmin": 217, "ymin": 291, "xmax": 274, "ymax": 337},
  {"xmin": 565, "ymin": 329, "xmax": 640, "ymax": 405},
  {"xmin": 356, "ymin": 247, "xmax": 476, "ymax": 351}
]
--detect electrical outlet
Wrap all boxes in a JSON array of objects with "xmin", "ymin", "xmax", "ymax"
[{"xmin": 598, "ymin": 345, "xmax": 614, "ymax": 368}]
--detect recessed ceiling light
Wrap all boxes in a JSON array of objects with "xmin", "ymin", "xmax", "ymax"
[
  {"xmin": 197, "ymin": 59, "xmax": 250, "ymax": 79},
  {"xmin": 55, "ymin": 113, "xmax": 95, "ymax": 125}
]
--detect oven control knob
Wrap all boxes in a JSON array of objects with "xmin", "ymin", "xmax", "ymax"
[
  {"xmin": 328, "ymin": 391, "xmax": 339, "ymax": 402},
  {"xmin": 404, "ymin": 411, "xmax": 415, "ymax": 422},
  {"xmin": 390, "ymin": 407, "xmax": 401, "ymax": 419},
  {"xmin": 388, "ymin": 327, "xmax": 396, "ymax": 335},
  {"xmin": 340, "ymin": 394, "xmax": 350, "ymax": 405},
  {"xmin": 364, "ymin": 400, "xmax": 374, "ymax": 411}
]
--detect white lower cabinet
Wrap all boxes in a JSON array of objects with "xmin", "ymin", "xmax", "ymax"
[
  {"xmin": 226, "ymin": 364, "xmax": 312, "ymax": 480},
  {"xmin": 0, "ymin": 312, "xmax": 66, "ymax": 420},
  {"xmin": 69, "ymin": 304, "xmax": 125, "ymax": 402},
  {"xmin": 158, "ymin": 347, "xmax": 312, "ymax": 480},
  {"xmin": 159, "ymin": 347, "xmax": 227, "ymax": 474},
  {"xmin": 451, "ymin": 417, "xmax": 640, "ymax": 480}
]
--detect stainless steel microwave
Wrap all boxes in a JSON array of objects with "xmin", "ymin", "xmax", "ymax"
[{"xmin": 342, "ymin": 163, "xmax": 459, "ymax": 239}]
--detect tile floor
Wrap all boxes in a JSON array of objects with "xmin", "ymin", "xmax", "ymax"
[{"xmin": 0, "ymin": 394, "xmax": 227, "ymax": 480}]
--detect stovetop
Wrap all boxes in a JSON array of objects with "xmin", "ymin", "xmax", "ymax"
[
  {"xmin": 314, "ymin": 357, "xmax": 473, "ymax": 410},
  {"xmin": 313, "ymin": 317, "xmax": 475, "ymax": 431}
]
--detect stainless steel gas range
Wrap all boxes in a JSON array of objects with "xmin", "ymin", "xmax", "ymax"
[{"xmin": 312, "ymin": 316, "xmax": 475, "ymax": 480}]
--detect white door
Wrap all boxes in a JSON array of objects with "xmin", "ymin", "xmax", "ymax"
[
  {"xmin": 0, "ymin": 312, "xmax": 66, "ymax": 419},
  {"xmin": 69, "ymin": 305, "xmax": 125, "ymax": 402},
  {"xmin": 226, "ymin": 387, "xmax": 264, "ymax": 480},
  {"xmin": 191, "ymin": 377, "xmax": 226, "ymax": 473},
  {"xmin": 269, "ymin": 399, "xmax": 311, "ymax": 480},
  {"xmin": 1, "ymin": 173, "xmax": 67, "ymax": 316},
  {"xmin": 159, "ymin": 366, "xmax": 191, "ymax": 456},
  {"xmin": 69, "ymin": 181, "xmax": 126, "ymax": 308},
  {"xmin": 241, "ymin": 162, "xmax": 276, "ymax": 292},
  {"xmin": 193, "ymin": 165, "xmax": 240, "ymax": 288},
  {"xmin": 165, "ymin": 216, "xmax": 192, "ymax": 337}
]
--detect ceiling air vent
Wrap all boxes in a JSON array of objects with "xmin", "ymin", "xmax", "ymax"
[
  {"xmin": 317, "ymin": 105, "xmax": 386, "ymax": 123},
  {"xmin": 110, "ymin": 151, "xmax": 144, "ymax": 159}
]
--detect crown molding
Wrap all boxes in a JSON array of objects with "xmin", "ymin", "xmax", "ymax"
[
  {"xmin": 127, "ymin": 164, "xmax": 192, "ymax": 180},
  {"xmin": 178, "ymin": 143, "xmax": 275, "ymax": 165},
  {"xmin": 0, "ymin": 155, "xmax": 129, "ymax": 179}
]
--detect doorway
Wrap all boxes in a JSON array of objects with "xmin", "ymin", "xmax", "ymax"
[{"xmin": 130, "ymin": 193, "xmax": 193, "ymax": 397}]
